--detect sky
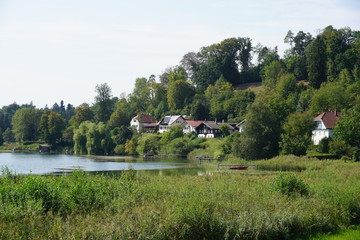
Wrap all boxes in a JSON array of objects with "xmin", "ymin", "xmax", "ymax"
[{"xmin": 0, "ymin": 0, "xmax": 359, "ymax": 108}]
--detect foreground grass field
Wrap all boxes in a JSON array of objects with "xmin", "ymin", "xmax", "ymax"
[{"xmin": 0, "ymin": 155, "xmax": 360, "ymax": 239}]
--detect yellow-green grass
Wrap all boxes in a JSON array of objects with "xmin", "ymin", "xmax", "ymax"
[{"xmin": 0, "ymin": 156, "xmax": 360, "ymax": 239}]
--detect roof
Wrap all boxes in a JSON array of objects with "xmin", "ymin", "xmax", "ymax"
[
  {"xmin": 135, "ymin": 114, "xmax": 157, "ymax": 123},
  {"xmin": 143, "ymin": 123, "xmax": 158, "ymax": 128},
  {"xmin": 159, "ymin": 115, "xmax": 185, "ymax": 125},
  {"xmin": 185, "ymin": 120, "xmax": 215, "ymax": 127},
  {"xmin": 314, "ymin": 111, "xmax": 341, "ymax": 129},
  {"xmin": 196, "ymin": 121, "xmax": 235, "ymax": 130}
]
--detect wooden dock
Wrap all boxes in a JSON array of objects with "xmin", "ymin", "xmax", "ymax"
[{"xmin": 195, "ymin": 156, "xmax": 219, "ymax": 164}]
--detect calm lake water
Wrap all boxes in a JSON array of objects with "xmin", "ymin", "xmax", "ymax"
[{"xmin": 0, "ymin": 153, "xmax": 201, "ymax": 175}]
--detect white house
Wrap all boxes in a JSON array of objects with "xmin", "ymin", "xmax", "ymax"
[
  {"xmin": 312, "ymin": 111, "xmax": 341, "ymax": 145},
  {"xmin": 130, "ymin": 114, "xmax": 157, "ymax": 133},
  {"xmin": 183, "ymin": 120, "xmax": 206, "ymax": 134},
  {"xmin": 158, "ymin": 115, "xmax": 187, "ymax": 133}
]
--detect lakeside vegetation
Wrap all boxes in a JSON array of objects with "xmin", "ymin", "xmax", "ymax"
[{"xmin": 1, "ymin": 156, "xmax": 360, "ymax": 239}]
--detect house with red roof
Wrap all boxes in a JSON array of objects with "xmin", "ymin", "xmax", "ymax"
[
  {"xmin": 183, "ymin": 120, "xmax": 210, "ymax": 134},
  {"xmin": 312, "ymin": 111, "xmax": 341, "ymax": 145},
  {"xmin": 130, "ymin": 114, "xmax": 157, "ymax": 133}
]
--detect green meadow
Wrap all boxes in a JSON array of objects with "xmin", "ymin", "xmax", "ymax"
[{"xmin": 1, "ymin": 155, "xmax": 360, "ymax": 239}]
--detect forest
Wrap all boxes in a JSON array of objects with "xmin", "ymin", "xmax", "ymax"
[{"xmin": 0, "ymin": 25, "xmax": 359, "ymax": 160}]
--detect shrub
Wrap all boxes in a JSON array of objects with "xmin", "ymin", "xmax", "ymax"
[
  {"xmin": 329, "ymin": 139, "xmax": 351, "ymax": 158},
  {"xmin": 272, "ymin": 173, "xmax": 309, "ymax": 197},
  {"xmin": 317, "ymin": 137, "xmax": 331, "ymax": 153},
  {"xmin": 114, "ymin": 144, "xmax": 125, "ymax": 155}
]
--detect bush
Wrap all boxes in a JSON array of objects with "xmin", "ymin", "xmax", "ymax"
[
  {"xmin": 114, "ymin": 144, "xmax": 125, "ymax": 155},
  {"xmin": 329, "ymin": 139, "xmax": 351, "ymax": 158},
  {"xmin": 272, "ymin": 173, "xmax": 309, "ymax": 197},
  {"xmin": 317, "ymin": 137, "xmax": 331, "ymax": 153}
]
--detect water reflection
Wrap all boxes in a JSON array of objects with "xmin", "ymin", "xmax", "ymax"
[{"xmin": 0, "ymin": 153, "xmax": 205, "ymax": 176}]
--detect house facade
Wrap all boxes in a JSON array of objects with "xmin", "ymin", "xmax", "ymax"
[
  {"xmin": 312, "ymin": 111, "xmax": 341, "ymax": 145},
  {"xmin": 183, "ymin": 120, "xmax": 209, "ymax": 134},
  {"xmin": 130, "ymin": 114, "xmax": 157, "ymax": 133},
  {"xmin": 158, "ymin": 115, "xmax": 187, "ymax": 133},
  {"xmin": 195, "ymin": 122, "xmax": 235, "ymax": 138}
]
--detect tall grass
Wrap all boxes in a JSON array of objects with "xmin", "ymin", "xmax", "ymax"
[{"xmin": 0, "ymin": 157, "xmax": 360, "ymax": 239}]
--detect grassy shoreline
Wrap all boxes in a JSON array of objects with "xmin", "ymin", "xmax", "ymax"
[{"xmin": 0, "ymin": 155, "xmax": 359, "ymax": 239}]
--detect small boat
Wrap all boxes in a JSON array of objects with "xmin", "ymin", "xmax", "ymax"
[{"xmin": 229, "ymin": 166, "xmax": 249, "ymax": 170}]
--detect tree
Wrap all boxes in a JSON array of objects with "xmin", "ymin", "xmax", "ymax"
[
  {"xmin": 276, "ymin": 73, "xmax": 297, "ymax": 98},
  {"xmin": 263, "ymin": 60, "xmax": 286, "ymax": 88},
  {"xmin": 310, "ymin": 82, "xmax": 348, "ymax": 113},
  {"xmin": 12, "ymin": 108, "xmax": 41, "ymax": 142},
  {"xmin": 111, "ymin": 126, "xmax": 133, "ymax": 146},
  {"xmin": 167, "ymin": 80, "xmax": 195, "ymax": 111},
  {"xmin": 69, "ymin": 103, "xmax": 94, "ymax": 128},
  {"xmin": 3, "ymin": 128, "xmax": 15, "ymax": 143},
  {"xmin": 236, "ymin": 96, "xmax": 281, "ymax": 160},
  {"xmin": 108, "ymin": 98, "xmax": 132, "ymax": 128},
  {"xmin": 219, "ymin": 124, "xmax": 230, "ymax": 137},
  {"xmin": 160, "ymin": 125, "xmax": 184, "ymax": 145},
  {"xmin": 160, "ymin": 66, "xmax": 188, "ymax": 86},
  {"xmin": 280, "ymin": 112, "xmax": 314, "ymax": 156},
  {"xmin": 190, "ymin": 101, "xmax": 209, "ymax": 121},
  {"xmin": 284, "ymin": 30, "xmax": 294, "ymax": 48},
  {"xmin": 94, "ymin": 83, "xmax": 113, "ymax": 122},
  {"xmin": 0, "ymin": 103, "xmax": 20, "ymax": 132},
  {"xmin": 38, "ymin": 110, "xmax": 66, "ymax": 146},
  {"xmin": 306, "ymin": 36, "xmax": 327, "ymax": 88},
  {"xmin": 333, "ymin": 105, "xmax": 360, "ymax": 148},
  {"xmin": 129, "ymin": 77, "xmax": 152, "ymax": 113},
  {"xmin": 73, "ymin": 121, "xmax": 93, "ymax": 155},
  {"xmin": 136, "ymin": 133, "xmax": 161, "ymax": 154},
  {"xmin": 0, "ymin": 130, "xmax": 3, "ymax": 146}
]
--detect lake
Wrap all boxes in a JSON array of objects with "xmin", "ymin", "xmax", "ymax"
[{"xmin": 0, "ymin": 153, "xmax": 204, "ymax": 175}]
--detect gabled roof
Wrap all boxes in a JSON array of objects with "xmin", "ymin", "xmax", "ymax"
[
  {"xmin": 314, "ymin": 111, "xmax": 341, "ymax": 129},
  {"xmin": 159, "ymin": 115, "xmax": 185, "ymax": 125},
  {"xmin": 185, "ymin": 120, "xmax": 215, "ymax": 127},
  {"xmin": 134, "ymin": 114, "xmax": 157, "ymax": 123},
  {"xmin": 195, "ymin": 121, "xmax": 235, "ymax": 130}
]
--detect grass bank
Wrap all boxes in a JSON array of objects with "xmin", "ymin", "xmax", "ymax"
[{"xmin": 0, "ymin": 156, "xmax": 360, "ymax": 239}]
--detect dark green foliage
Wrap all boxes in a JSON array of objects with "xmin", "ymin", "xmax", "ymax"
[
  {"xmin": 160, "ymin": 125, "xmax": 184, "ymax": 144},
  {"xmin": 167, "ymin": 80, "xmax": 195, "ymax": 111},
  {"xmin": 272, "ymin": 173, "xmax": 309, "ymax": 197},
  {"xmin": 11, "ymin": 108, "xmax": 41, "ymax": 142},
  {"xmin": 94, "ymin": 83, "xmax": 113, "ymax": 123},
  {"xmin": 306, "ymin": 36, "xmax": 327, "ymax": 88},
  {"xmin": 310, "ymin": 82, "xmax": 349, "ymax": 113},
  {"xmin": 190, "ymin": 101, "xmax": 209, "ymax": 121},
  {"xmin": 218, "ymin": 124, "xmax": 230, "ymax": 137},
  {"xmin": 334, "ymin": 105, "xmax": 360, "ymax": 148},
  {"xmin": 38, "ymin": 110, "xmax": 66, "ymax": 146},
  {"xmin": 238, "ymin": 96, "xmax": 282, "ymax": 160},
  {"xmin": 108, "ymin": 98, "xmax": 132, "ymax": 128},
  {"xmin": 329, "ymin": 139, "xmax": 351, "ymax": 158},
  {"xmin": 0, "ymin": 103, "xmax": 20, "ymax": 132},
  {"xmin": 111, "ymin": 126, "xmax": 132, "ymax": 146},
  {"xmin": 69, "ymin": 103, "xmax": 94, "ymax": 128},
  {"xmin": 317, "ymin": 137, "xmax": 331, "ymax": 153},
  {"xmin": 136, "ymin": 133, "xmax": 161, "ymax": 154},
  {"xmin": 3, "ymin": 128, "xmax": 15, "ymax": 143},
  {"xmin": 0, "ymin": 130, "xmax": 3, "ymax": 146},
  {"xmin": 280, "ymin": 112, "xmax": 314, "ymax": 156}
]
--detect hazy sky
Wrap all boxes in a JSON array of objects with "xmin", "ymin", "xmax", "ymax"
[{"xmin": 0, "ymin": 0, "xmax": 359, "ymax": 108}]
